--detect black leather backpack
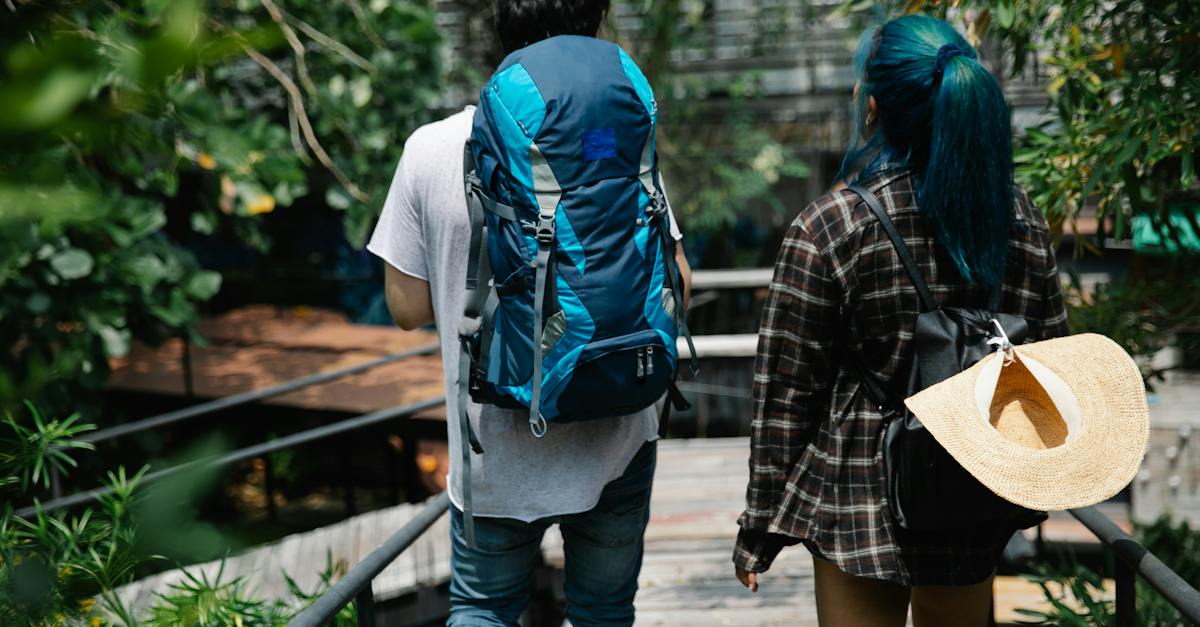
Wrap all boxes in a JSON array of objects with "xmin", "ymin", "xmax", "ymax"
[{"xmin": 847, "ymin": 185, "xmax": 1044, "ymax": 531}]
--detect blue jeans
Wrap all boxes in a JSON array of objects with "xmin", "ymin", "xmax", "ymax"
[{"xmin": 448, "ymin": 441, "xmax": 656, "ymax": 626}]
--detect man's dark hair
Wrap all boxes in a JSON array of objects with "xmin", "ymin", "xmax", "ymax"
[{"xmin": 495, "ymin": 0, "xmax": 610, "ymax": 54}]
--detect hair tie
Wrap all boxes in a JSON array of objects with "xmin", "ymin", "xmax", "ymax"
[{"xmin": 934, "ymin": 43, "xmax": 974, "ymax": 80}]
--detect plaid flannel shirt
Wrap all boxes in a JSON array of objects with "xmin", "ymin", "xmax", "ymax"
[{"xmin": 733, "ymin": 167, "xmax": 1069, "ymax": 584}]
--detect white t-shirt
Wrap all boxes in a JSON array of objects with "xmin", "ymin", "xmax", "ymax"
[{"xmin": 367, "ymin": 107, "xmax": 682, "ymax": 521}]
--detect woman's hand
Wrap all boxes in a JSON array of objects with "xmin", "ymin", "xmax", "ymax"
[{"xmin": 735, "ymin": 567, "xmax": 759, "ymax": 593}]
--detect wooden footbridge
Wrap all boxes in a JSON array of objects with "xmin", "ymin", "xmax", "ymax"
[
  {"xmin": 80, "ymin": 271, "xmax": 1198, "ymax": 625},
  {"xmin": 115, "ymin": 436, "xmax": 1137, "ymax": 626}
]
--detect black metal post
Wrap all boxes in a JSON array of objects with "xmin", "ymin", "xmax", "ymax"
[
  {"xmin": 182, "ymin": 336, "xmax": 195, "ymax": 398},
  {"xmin": 354, "ymin": 588, "xmax": 377, "ymax": 627},
  {"xmin": 263, "ymin": 455, "xmax": 278, "ymax": 521},
  {"xmin": 1115, "ymin": 557, "xmax": 1136, "ymax": 627},
  {"xmin": 386, "ymin": 433, "xmax": 401, "ymax": 505},
  {"xmin": 400, "ymin": 422, "xmax": 425, "ymax": 503},
  {"xmin": 1070, "ymin": 506, "xmax": 1200, "ymax": 625},
  {"xmin": 49, "ymin": 466, "xmax": 63, "ymax": 499}
]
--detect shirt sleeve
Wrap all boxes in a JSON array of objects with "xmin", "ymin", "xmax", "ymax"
[
  {"xmin": 1038, "ymin": 229, "xmax": 1070, "ymax": 340},
  {"xmin": 367, "ymin": 146, "xmax": 428, "ymax": 281},
  {"xmin": 733, "ymin": 216, "xmax": 839, "ymax": 573}
]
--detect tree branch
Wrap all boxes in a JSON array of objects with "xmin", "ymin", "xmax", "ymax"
[
  {"xmin": 345, "ymin": 0, "xmax": 386, "ymax": 49},
  {"xmin": 285, "ymin": 11, "xmax": 376, "ymax": 74},
  {"xmin": 241, "ymin": 44, "xmax": 369, "ymax": 203},
  {"xmin": 259, "ymin": 0, "xmax": 318, "ymax": 100}
]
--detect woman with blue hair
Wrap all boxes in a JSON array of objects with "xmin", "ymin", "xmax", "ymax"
[{"xmin": 733, "ymin": 14, "xmax": 1069, "ymax": 626}]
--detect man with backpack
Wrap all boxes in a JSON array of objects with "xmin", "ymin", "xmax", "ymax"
[{"xmin": 367, "ymin": 0, "xmax": 690, "ymax": 623}]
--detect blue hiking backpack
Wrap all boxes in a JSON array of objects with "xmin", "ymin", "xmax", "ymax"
[{"xmin": 456, "ymin": 36, "xmax": 694, "ymax": 543}]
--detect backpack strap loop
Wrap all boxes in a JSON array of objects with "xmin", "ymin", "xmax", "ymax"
[
  {"xmin": 528, "ymin": 143, "xmax": 561, "ymax": 435},
  {"xmin": 457, "ymin": 141, "xmax": 491, "ymax": 549},
  {"xmin": 637, "ymin": 132, "xmax": 698, "ymax": 377},
  {"xmin": 848, "ymin": 185, "xmax": 938, "ymax": 313}
]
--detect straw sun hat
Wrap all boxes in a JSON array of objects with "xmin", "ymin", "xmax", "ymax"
[{"xmin": 904, "ymin": 333, "xmax": 1149, "ymax": 511}]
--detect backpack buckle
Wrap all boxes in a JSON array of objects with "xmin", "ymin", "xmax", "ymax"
[
  {"xmin": 645, "ymin": 191, "xmax": 668, "ymax": 218},
  {"xmin": 536, "ymin": 217, "xmax": 555, "ymax": 244}
]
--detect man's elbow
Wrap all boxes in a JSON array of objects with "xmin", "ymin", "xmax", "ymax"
[
  {"xmin": 387, "ymin": 302, "xmax": 429, "ymax": 330},
  {"xmin": 383, "ymin": 265, "xmax": 434, "ymax": 330}
]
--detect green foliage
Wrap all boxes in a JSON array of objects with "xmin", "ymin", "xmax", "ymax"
[
  {"xmin": 1062, "ymin": 271, "xmax": 1200, "ymax": 382},
  {"xmin": 1, "ymin": 402, "xmax": 96, "ymax": 493},
  {"xmin": 1017, "ymin": 516, "xmax": 1200, "ymax": 626},
  {"xmin": 615, "ymin": 0, "xmax": 810, "ymax": 239},
  {"xmin": 0, "ymin": 405, "xmax": 357, "ymax": 626},
  {"xmin": 1016, "ymin": 562, "xmax": 1114, "ymax": 625},
  {"xmin": 1, "ymin": 407, "xmax": 145, "ymax": 626},
  {"xmin": 1, "ymin": 0, "xmax": 443, "ymax": 410},
  {"xmin": 842, "ymin": 0, "xmax": 1200, "ymax": 250}
]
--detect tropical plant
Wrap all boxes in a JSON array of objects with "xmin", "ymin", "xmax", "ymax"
[
  {"xmin": 0, "ymin": 0, "xmax": 443, "ymax": 413},
  {"xmin": 838, "ymin": 0, "xmax": 1200, "ymax": 248},
  {"xmin": 0, "ymin": 403, "xmax": 355, "ymax": 626},
  {"xmin": 1016, "ymin": 516, "xmax": 1200, "ymax": 625},
  {"xmin": 1061, "ymin": 271, "xmax": 1200, "ymax": 383}
]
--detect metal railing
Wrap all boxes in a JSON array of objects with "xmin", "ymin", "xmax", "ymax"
[
  {"xmin": 288, "ymin": 492, "xmax": 451, "ymax": 627},
  {"xmin": 26, "ymin": 344, "xmax": 442, "ymax": 517},
  {"xmin": 84, "ymin": 343, "xmax": 439, "ymax": 444},
  {"xmin": 19, "ymin": 396, "xmax": 445, "ymax": 517},
  {"xmin": 1068, "ymin": 506, "xmax": 1200, "ymax": 626}
]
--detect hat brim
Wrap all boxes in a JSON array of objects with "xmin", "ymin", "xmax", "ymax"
[{"xmin": 903, "ymin": 333, "xmax": 1149, "ymax": 511}]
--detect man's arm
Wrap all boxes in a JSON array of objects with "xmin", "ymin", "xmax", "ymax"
[
  {"xmin": 676, "ymin": 245, "xmax": 691, "ymax": 308},
  {"xmin": 384, "ymin": 263, "xmax": 434, "ymax": 330}
]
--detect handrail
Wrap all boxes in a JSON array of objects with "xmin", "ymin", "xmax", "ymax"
[
  {"xmin": 288, "ymin": 491, "xmax": 450, "ymax": 627},
  {"xmin": 85, "ymin": 343, "xmax": 440, "ymax": 444},
  {"xmin": 1068, "ymin": 506, "xmax": 1200, "ymax": 626},
  {"xmin": 18, "ymin": 396, "xmax": 446, "ymax": 517}
]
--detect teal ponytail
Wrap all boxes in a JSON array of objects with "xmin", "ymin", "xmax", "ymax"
[{"xmin": 838, "ymin": 15, "xmax": 1014, "ymax": 286}]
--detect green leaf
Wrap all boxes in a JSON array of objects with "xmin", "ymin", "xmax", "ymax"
[
  {"xmin": 26, "ymin": 292, "xmax": 51, "ymax": 314},
  {"xmin": 184, "ymin": 271, "xmax": 222, "ymax": 300},
  {"xmin": 98, "ymin": 325, "xmax": 131, "ymax": 358},
  {"xmin": 122, "ymin": 254, "xmax": 168, "ymax": 288},
  {"xmin": 0, "ymin": 69, "xmax": 97, "ymax": 132},
  {"xmin": 326, "ymin": 188, "xmax": 352, "ymax": 210},
  {"xmin": 996, "ymin": 0, "xmax": 1015, "ymax": 29},
  {"xmin": 1181, "ymin": 152, "xmax": 1195, "ymax": 189},
  {"xmin": 49, "ymin": 248, "xmax": 95, "ymax": 280},
  {"xmin": 351, "ymin": 76, "xmax": 373, "ymax": 108},
  {"xmin": 191, "ymin": 211, "xmax": 217, "ymax": 235},
  {"xmin": 127, "ymin": 208, "xmax": 167, "ymax": 240},
  {"xmin": 1113, "ymin": 136, "xmax": 1144, "ymax": 168}
]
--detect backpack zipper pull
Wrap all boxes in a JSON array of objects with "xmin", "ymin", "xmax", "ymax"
[
  {"xmin": 645, "ymin": 346, "xmax": 655, "ymax": 376},
  {"xmin": 636, "ymin": 347, "xmax": 646, "ymax": 378}
]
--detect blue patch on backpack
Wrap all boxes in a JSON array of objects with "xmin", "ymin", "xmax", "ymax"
[{"xmin": 582, "ymin": 128, "xmax": 617, "ymax": 161}]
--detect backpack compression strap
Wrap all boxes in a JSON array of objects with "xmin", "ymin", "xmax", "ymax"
[
  {"xmin": 458, "ymin": 141, "xmax": 503, "ymax": 548},
  {"xmin": 637, "ymin": 138, "xmax": 699, "ymax": 377},
  {"xmin": 528, "ymin": 143, "xmax": 562, "ymax": 437}
]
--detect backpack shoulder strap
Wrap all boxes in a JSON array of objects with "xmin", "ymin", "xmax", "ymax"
[{"xmin": 847, "ymin": 184, "xmax": 938, "ymax": 313}]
